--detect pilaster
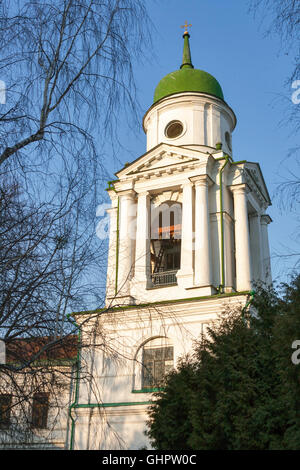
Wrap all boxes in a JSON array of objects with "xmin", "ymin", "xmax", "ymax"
[
  {"xmin": 193, "ymin": 175, "xmax": 213, "ymax": 291},
  {"xmin": 231, "ymin": 184, "xmax": 252, "ymax": 292},
  {"xmin": 176, "ymin": 181, "xmax": 194, "ymax": 288}
]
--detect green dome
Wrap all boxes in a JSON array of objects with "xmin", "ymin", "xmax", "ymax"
[
  {"xmin": 154, "ymin": 67, "xmax": 224, "ymax": 103},
  {"xmin": 153, "ymin": 32, "xmax": 224, "ymax": 103}
]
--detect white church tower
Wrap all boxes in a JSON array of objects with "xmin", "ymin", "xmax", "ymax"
[{"xmin": 72, "ymin": 29, "xmax": 272, "ymax": 450}]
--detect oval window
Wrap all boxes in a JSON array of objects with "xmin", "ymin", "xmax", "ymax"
[{"xmin": 165, "ymin": 121, "xmax": 184, "ymax": 139}]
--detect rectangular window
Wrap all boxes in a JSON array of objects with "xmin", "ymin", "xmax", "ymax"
[
  {"xmin": 142, "ymin": 346, "xmax": 173, "ymax": 389},
  {"xmin": 166, "ymin": 249, "xmax": 180, "ymax": 270},
  {"xmin": 31, "ymin": 393, "xmax": 49, "ymax": 429},
  {"xmin": 0, "ymin": 394, "xmax": 12, "ymax": 429}
]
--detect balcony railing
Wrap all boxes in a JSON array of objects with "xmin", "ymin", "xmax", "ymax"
[{"xmin": 151, "ymin": 270, "xmax": 178, "ymax": 286}]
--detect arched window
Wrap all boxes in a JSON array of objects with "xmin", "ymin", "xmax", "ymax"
[
  {"xmin": 133, "ymin": 337, "xmax": 174, "ymax": 392},
  {"xmin": 150, "ymin": 202, "xmax": 181, "ymax": 286}
]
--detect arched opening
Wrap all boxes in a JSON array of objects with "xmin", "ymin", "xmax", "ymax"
[
  {"xmin": 150, "ymin": 202, "xmax": 181, "ymax": 286},
  {"xmin": 132, "ymin": 337, "xmax": 174, "ymax": 391}
]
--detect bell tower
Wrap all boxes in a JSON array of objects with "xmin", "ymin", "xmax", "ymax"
[
  {"xmin": 105, "ymin": 31, "xmax": 272, "ymax": 308},
  {"xmin": 72, "ymin": 29, "xmax": 273, "ymax": 451}
]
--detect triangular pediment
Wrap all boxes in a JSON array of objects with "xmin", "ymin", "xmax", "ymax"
[
  {"xmin": 245, "ymin": 162, "xmax": 271, "ymax": 205},
  {"xmin": 228, "ymin": 161, "xmax": 271, "ymax": 207},
  {"xmin": 115, "ymin": 143, "xmax": 207, "ymax": 179}
]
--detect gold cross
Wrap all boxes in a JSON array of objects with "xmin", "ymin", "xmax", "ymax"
[{"xmin": 181, "ymin": 21, "xmax": 192, "ymax": 33}]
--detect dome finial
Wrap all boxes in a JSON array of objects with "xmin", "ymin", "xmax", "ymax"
[{"xmin": 180, "ymin": 21, "xmax": 193, "ymax": 69}]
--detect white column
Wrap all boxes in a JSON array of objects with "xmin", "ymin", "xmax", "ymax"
[
  {"xmin": 194, "ymin": 176, "xmax": 212, "ymax": 287},
  {"xmin": 249, "ymin": 213, "xmax": 263, "ymax": 283},
  {"xmin": 261, "ymin": 214, "xmax": 272, "ymax": 284},
  {"xmin": 176, "ymin": 181, "xmax": 194, "ymax": 288},
  {"xmin": 231, "ymin": 184, "xmax": 252, "ymax": 291},
  {"xmin": 134, "ymin": 191, "xmax": 150, "ymax": 285},
  {"xmin": 105, "ymin": 204, "xmax": 118, "ymax": 305},
  {"xmin": 117, "ymin": 190, "xmax": 136, "ymax": 299}
]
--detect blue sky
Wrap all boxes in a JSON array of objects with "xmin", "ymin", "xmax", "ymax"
[{"xmin": 104, "ymin": 0, "xmax": 299, "ymax": 284}]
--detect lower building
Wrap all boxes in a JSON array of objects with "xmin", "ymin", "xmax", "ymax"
[
  {"xmin": 0, "ymin": 336, "xmax": 77, "ymax": 449},
  {"xmin": 71, "ymin": 293, "xmax": 252, "ymax": 449}
]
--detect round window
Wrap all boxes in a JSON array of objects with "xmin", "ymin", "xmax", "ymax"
[{"xmin": 165, "ymin": 121, "xmax": 184, "ymax": 139}]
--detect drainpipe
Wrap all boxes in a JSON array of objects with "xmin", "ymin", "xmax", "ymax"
[
  {"xmin": 242, "ymin": 289, "xmax": 255, "ymax": 319},
  {"xmin": 218, "ymin": 155, "xmax": 230, "ymax": 293},
  {"xmin": 67, "ymin": 314, "xmax": 81, "ymax": 450}
]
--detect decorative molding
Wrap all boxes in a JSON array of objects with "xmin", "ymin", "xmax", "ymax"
[
  {"xmin": 151, "ymin": 190, "xmax": 183, "ymax": 207},
  {"xmin": 244, "ymin": 168, "xmax": 268, "ymax": 206},
  {"xmin": 135, "ymin": 190, "xmax": 150, "ymax": 197},
  {"xmin": 210, "ymin": 211, "xmax": 234, "ymax": 223},
  {"xmin": 261, "ymin": 214, "xmax": 272, "ymax": 225},
  {"xmin": 117, "ymin": 189, "xmax": 136, "ymax": 198},
  {"xmin": 191, "ymin": 174, "xmax": 214, "ymax": 187},
  {"xmin": 229, "ymin": 183, "xmax": 247, "ymax": 194}
]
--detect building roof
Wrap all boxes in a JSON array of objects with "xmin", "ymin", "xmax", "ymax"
[
  {"xmin": 5, "ymin": 335, "xmax": 78, "ymax": 365},
  {"xmin": 153, "ymin": 32, "xmax": 224, "ymax": 103}
]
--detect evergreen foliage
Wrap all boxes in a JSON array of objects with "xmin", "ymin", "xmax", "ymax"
[{"xmin": 146, "ymin": 276, "xmax": 300, "ymax": 449}]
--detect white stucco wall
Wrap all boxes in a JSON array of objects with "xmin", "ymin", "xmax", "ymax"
[
  {"xmin": 73, "ymin": 294, "xmax": 249, "ymax": 450},
  {"xmin": 143, "ymin": 93, "xmax": 236, "ymax": 153}
]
